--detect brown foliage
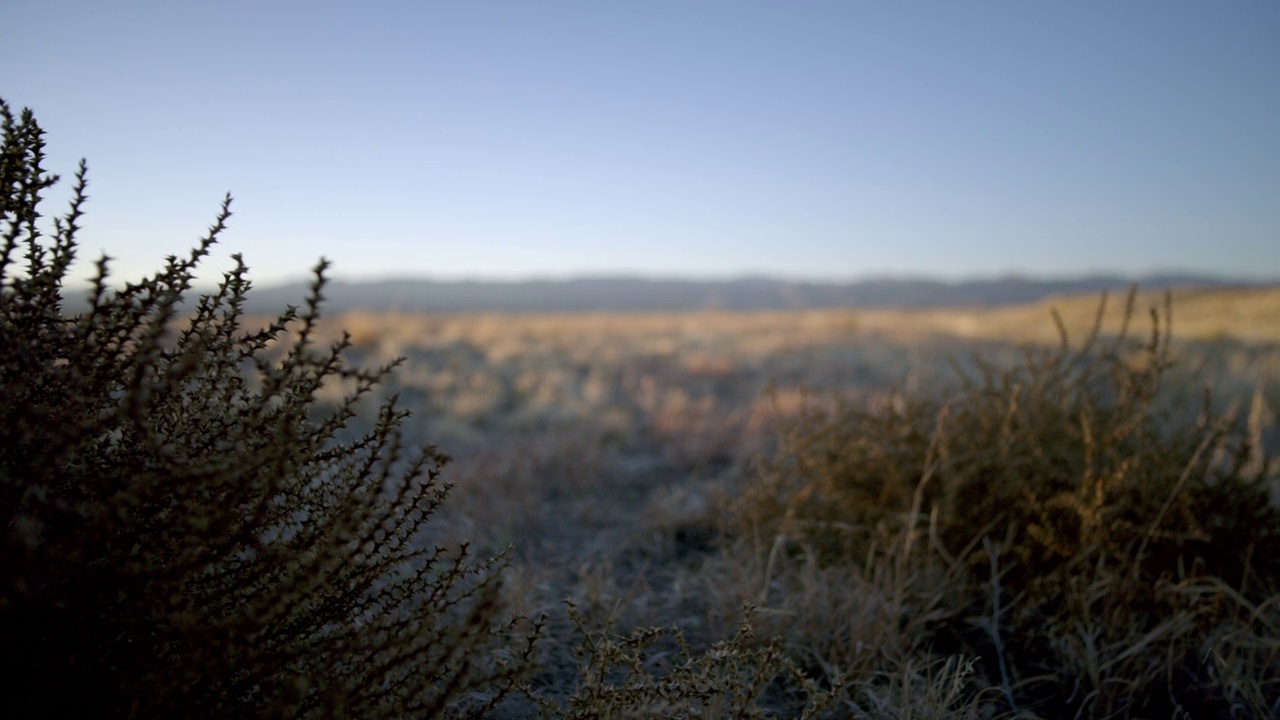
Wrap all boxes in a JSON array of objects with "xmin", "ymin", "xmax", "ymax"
[{"xmin": 735, "ymin": 288, "xmax": 1280, "ymax": 717}]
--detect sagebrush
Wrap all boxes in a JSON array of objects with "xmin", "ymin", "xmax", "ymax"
[{"xmin": 0, "ymin": 98, "xmax": 537, "ymax": 717}]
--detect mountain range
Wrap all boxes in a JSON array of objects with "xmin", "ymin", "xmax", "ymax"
[{"xmin": 242, "ymin": 273, "xmax": 1273, "ymax": 314}]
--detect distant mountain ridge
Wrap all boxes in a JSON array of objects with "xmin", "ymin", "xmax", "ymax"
[{"xmin": 243, "ymin": 274, "xmax": 1273, "ymax": 314}]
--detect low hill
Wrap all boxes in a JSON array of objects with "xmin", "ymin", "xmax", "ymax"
[{"xmin": 244, "ymin": 273, "xmax": 1270, "ymax": 314}]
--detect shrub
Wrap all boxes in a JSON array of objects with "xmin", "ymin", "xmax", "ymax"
[
  {"xmin": 735, "ymin": 289, "xmax": 1280, "ymax": 718},
  {"xmin": 0, "ymin": 99, "xmax": 536, "ymax": 717}
]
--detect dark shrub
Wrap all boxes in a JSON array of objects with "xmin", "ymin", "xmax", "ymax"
[{"xmin": 0, "ymin": 99, "xmax": 534, "ymax": 718}]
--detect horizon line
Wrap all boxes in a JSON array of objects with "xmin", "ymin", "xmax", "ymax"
[{"xmin": 245, "ymin": 269, "xmax": 1280, "ymax": 289}]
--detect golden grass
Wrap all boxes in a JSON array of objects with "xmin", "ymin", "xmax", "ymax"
[
  {"xmin": 861, "ymin": 285, "xmax": 1280, "ymax": 345},
  {"xmin": 323, "ymin": 284, "xmax": 1280, "ymax": 375}
]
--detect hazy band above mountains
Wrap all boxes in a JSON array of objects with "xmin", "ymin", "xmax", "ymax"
[{"xmin": 244, "ymin": 274, "xmax": 1272, "ymax": 314}]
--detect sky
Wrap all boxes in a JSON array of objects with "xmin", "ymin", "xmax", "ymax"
[{"xmin": 2, "ymin": 1, "xmax": 1278, "ymax": 287}]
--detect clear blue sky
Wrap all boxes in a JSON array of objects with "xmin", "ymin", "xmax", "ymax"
[{"xmin": 3, "ymin": 1, "xmax": 1278, "ymax": 286}]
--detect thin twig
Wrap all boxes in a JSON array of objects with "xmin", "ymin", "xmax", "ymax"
[{"xmin": 983, "ymin": 536, "xmax": 1018, "ymax": 713}]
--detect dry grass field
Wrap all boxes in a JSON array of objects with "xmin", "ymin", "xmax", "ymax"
[
  {"xmin": 297, "ymin": 286, "xmax": 1279, "ymax": 717},
  {"xmin": 876, "ymin": 285, "xmax": 1280, "ymax": 344}
]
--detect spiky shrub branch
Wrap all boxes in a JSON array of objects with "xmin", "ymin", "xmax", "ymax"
[{"xmin": 0, "ymin": 99, "xmax": 535, "ymax": 717}]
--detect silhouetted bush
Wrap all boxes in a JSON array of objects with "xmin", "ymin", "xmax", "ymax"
[{"xmin": 0, "ymin": 99, "xmax": 536, "ymax": 718}]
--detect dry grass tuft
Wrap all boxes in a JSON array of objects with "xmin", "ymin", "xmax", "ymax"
[{"xmin": 732, "ymin": 287, "xmax": 1280, "ymax": 718}]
